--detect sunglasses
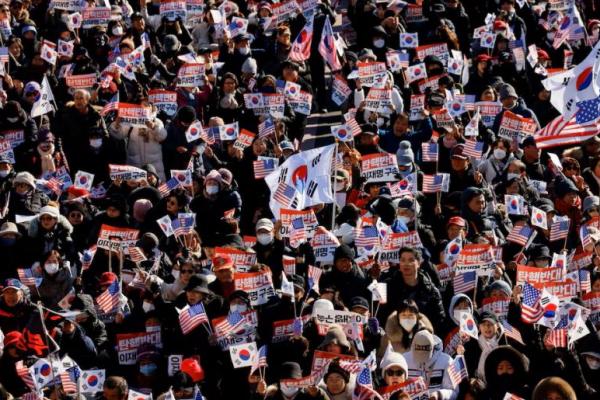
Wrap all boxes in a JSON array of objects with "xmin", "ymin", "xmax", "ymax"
[{"xmin": 385, "ymin": 369, "xmax": 404, "ymax": 377}]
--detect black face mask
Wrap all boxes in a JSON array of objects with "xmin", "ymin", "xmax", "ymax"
[{"xmin": 494, "ymin": 374, "xmax": 513, "ymax": 391}]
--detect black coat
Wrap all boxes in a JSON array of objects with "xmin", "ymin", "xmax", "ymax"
[{"xmin": 319, "ymin": 264, "xmax": 372, "ymax": 306}]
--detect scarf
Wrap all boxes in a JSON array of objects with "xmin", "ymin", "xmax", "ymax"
[{"xmin": 37, "ymin": 143, "xmax": 56, "ymax": 174}]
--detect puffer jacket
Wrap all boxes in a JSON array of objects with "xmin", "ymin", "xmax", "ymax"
[
  {"xmin": 109, "ymin": 118, "xmax": 168, "ymax": 181},
  {"xmin": 36, "ymin": 265, "xmax": 75, "ymax": 308},
  {"xmin": 379, "ymin": 311, "xmax": 434, "ymax": 356},
  {"xmin": 26, "ymin": 215, "xmax": 75, "ymax": 263}
]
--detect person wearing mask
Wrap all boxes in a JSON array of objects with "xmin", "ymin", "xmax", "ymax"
[
  {"xmin": 482, "ymin": 346, "xmax": 531, "ymax": 399},
  {"xmin": 492, "ymin": 84, "xmax": 539, "ymax": 136},
  {"xmin": 143, "ymin": 256, "xmax": 196, "ymax": 302},
  {"xmin": 207, "ymin": 255, "xmax": 235, "ymax": 299},
  {"xmin": 26, "ymin": 204, "xmax": 75, "ymax": 263},
  {"xmin": 35, "ymin": 249, "xmax": 74, "ymax": 308},
  {"xmin": 252, "ymin": 218, "xmax": 285, "ymax": 285},
  {"xmin": 478, "ymin": 138, "xmax": 515, "ymax": 184},
  {"xmin": 379, "ymin": 299, "xmax": 434, "ymax": 356},
  {"xmin": 254, "ymin": 361, "xmax": 327, "ymax": 399},
  {"xmin": 163, "ymin": 106, "xmax": 201, "ymax": 171},
  {"xmin": 7, "ymin": 171, "xmax": 49, "ymax": 220}
]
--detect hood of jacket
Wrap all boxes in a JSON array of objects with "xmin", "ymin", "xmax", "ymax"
[
  {"xmin": 448, "ymin": 293, "xmax": 474, "ymax": 325},
  {"xmin": 28, "ymin": 214, "xmax": 74, "ymax": 237}
]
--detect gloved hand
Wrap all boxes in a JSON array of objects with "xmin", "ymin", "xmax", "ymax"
[{"xmin": 368, "ymin": 317, "xmax": 380, "ymax": 333}]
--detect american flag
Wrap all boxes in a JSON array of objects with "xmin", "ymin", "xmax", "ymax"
[
  {"xmin": 355, "ymin": 225, "xmax": 379, "ymax": 248},
  {"xmin": 549, "ymin": 217, "xmax": 570, "ymax": 241},
  {"xmin": 16, "ymin": 360, "xmax": 35, "ymax": 390},
  {"xmin": 534, "ymin": 113, "xmax": 600, "ymax": 149},
  {"xmin": 0, "ymin": 47, "xmax": 8, "ymax": 63},
  {"xmin": 339, "ymin": 359, "xmax": 365, "ymax": 374},
  {"xmin": 158, "ymin": 177, "xmax": 180, "ymax": 197},
  {"xmin": 544, "ymin": 328, "xmax": 568, "ymax": 348},
  {"xmin": 421, "ymin": 142, "xmax": 438, "ymax": 162},
  {"xmin": 96, "ymin": 280, "xmax": 121, "ymax": 314},
  {"xmin": 173, "ymin": 213, "xmax": 195, "ymax": 237},
  {"xmin": 22, "ymin": 392, "xmax": 43, "ymax": 400},
  {"xmin": 179, "ymin": 303, "xmax": 209, "ymax": 335},
  {"xmin": 128, "ymin": 271, "xmax": 147, "ymax": 291},
  {"xmin": 253, "ymin": 158, "xmax": 277, "ymax": 179},
  {"xmin": 453, "ymin": 271, "xmax": 477, "ymax": 294},
  {"xmin": 80, "ymin": 246, "xmax": 97, "ymax": 271},
  {"xmin": 17, "ymin": 268, "xmax": 42, "ymax": 287},
  {"xmin": 353, "ymin": 367, "xmax": 381, "ymax": 400},
  {"xmin": 521, "ymin": 282, "xmax": 543, "ymax": 323},
  {"xmin": 580, "ymin": 269, "xmax": 592, "ymax": 293},
  {"xmin": 258, "ymin": 118, "xmax": 275, "ymax": 138},
  {"xmin": 273, "ymin": 182, "xmax": 296, "ymax": 207},
  {"xmin": 398, "ymin": 52, "xmax": 409, "ymax": 68},
  {"xmin": 580, "ymin": 225, "xmax": 593, "ymax": 248},
  {"xmin": 60, "ymin": 368, "xmax": 80, "ymax": 393},
  {"xmin": 576, "ymin": 97, "xmax": 600, "ymax": 124},
  {"xmin": 422, "ymin": 173, "xmax": 449, "ymax": 193},
  {"xmin": 506, "ymin": 225, "xmax": 533, "ymax": 246},
  {"xmin": 193, "ymin": 386, "xmax": 204, "ymax": 400},
  {"xmin": 44, "ymin": 177, "xmax": 63, "ymax": 195},
  {"xmin": 501, "ymin": 319, "xmax": 524, "ymax": 344},
  {"xmin": 214, "ymin": 311, "xmax": 246, "ymax": 337},
  {"xmin": 101, "ymin": 92, "xmax": 119, "ymax": 116},
  {"xmin": 463, "ymin": 140, "xmax": 484, "ymax": 158},
  {"xmin": 128, "ymin": 247, "xmax": 147, "ymax": 263},
  {"xmin": 448, "ymin": 355, "xmax": 469, "ymax": 387},
  {"xmin": 307, "ymin": 265, "xmax": 322, "ymax": 292},
  {"xmin": 289, "ymin": 217, "xmax": 307, "ymax": 248},
  {"xmin": 346, "ymin": 117, "xmax": 362, "ymax": 136},
  {"xmin": 257, "ymin": 345, "xmax": 267, "ymax": 366}
]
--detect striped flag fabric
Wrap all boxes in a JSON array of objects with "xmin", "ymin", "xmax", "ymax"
[
  {"xmin": 60, "ymin": 368, "xmax": 80, "ymax": 393},
  {"xmin": 258, "ymin": 118, "xmax": 275, "ymax": 138},
  {"xmin": 101, "ymin": 92, "xmax": 119, "ymax": 116},
  {"xmin": 521, "ymin": 282, "xmax": 543, "ymax": 323},
  {"xmin": 549, "ymin": 216, "xmax": 570, "ymax": 241},
  {"xmin": 447, "ymin": 355, "xmax": 469, "ymax": 387},
  {"xmin": 16, "ymin": 360, "xmax": 35, "ymax": 390},
  {"xmin": 253, "ymin": 158, "xmax": 277, "ymax": 179},
  {"xmin": 544, "ymin": 328, "xmax": 568, "ymax": 348},
  {"xmin": 422, "ymin": 173, "xmax": 450, "ymax": 193},
  {"xmin": 128, "ymin": 247, "xmax": 147, "ymax": 263},
  {"xmin": 292, "ymin": 317, "xmax": 304, "ymax": 336},
  {"xmin": 307, "ymin": 265, "xmax": 322, "ymax": 293},
  {"xmin": 534, "ymin": 114, "xmax": 600, "ymax": 149},
  {"xmin": 273, "ymin": 182, "xmax": 296, "ymax": 207},
  {"xmin": 22, "ymin": 392, "xmax": 43, "ymax": 400},
  {"xmin": 453, "ymin": 271, "xmax": 477, "ymax": 294},
  {"xmin": 501, "ymin": 319, "xmax": 524, "ymax": 344},
  {"xmin": 173, "ymin": 213, "xmax": 195, "ymax": 237},
  {"xmin": 158, "ymin": 177, "xmax": 180, "ymax": 197},
  {"xmin": 17, "ymin": 268, "xmax": 42, "ymax": 287},
  {"xmin": 95, "ymin": 280, "xmax": 121, "ymax": 313},
  {"xmin": 580, "ymin": 269, "xmax": 592, "ymax": 293},
  {"xmin": 214, "ymin": 311, "xmax": 246, "ymax": 337},
  {"xmin": 345, "ymin": 117, "xmax": 362, "ymax": 136},
  {"xmin": 506, "ymin": 225, "xmax": 533, "ymax": 246},
  {"xmin": 250, "ymin": 345, "xmax": 268, "ymax": 376},
  {"xmin": 289, "ymin": 217, "xmax": 307, "ymax": 248},
  {"xmin": 421, "ymin": 142, "xmax": 438, "ymax": 162},
  {"xmin": 0, "ymin": 47, "xmax": 9, "ymax": 63},
  {"xmin": 463, "ymin": 140, "xmax": 484, "ymax": 158},
  {"xmin": 179, "ymin": 303, "xmax": 209, "ymax": 335},
  {"xmin": 289, "ymin": 15, "xmax": 314, "ymax": 62},
  {"xmin": 580, "ymin": 225, "xmax": 594, "ymax": 248},
  {"xmin": 318, "ymin": 17, "xmax": 342, "ymax": 71},
  {"xmin": 355, "ymin": 225, "xmax": 379, "ymax": 248},
  {"xmin": 353, "ymin": 367, "xmax": 381, "ymax": 400}
]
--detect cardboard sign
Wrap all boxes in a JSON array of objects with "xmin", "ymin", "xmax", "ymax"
[
  {"xmin": 311, "ymin": 226, "xmax": 340, "ymax": 265},
  {"xmin": 177, "ymin": 63, "xmax": 205, "ymax": 87},
  {"xmin": 234, "ymin": 269, "xmax": 275, "ymax": 306},
  {"xmin": 498, "ymin": 111, "xmax": 536, "ymax": 144},
  {"xmin": 476, "ymin": 101, "xmax": 502, "ymax": 127},
  {"xmin": 516, "ymin": 265, "xmax": 564, "ymax": 285},
  {"xmin": 97, "ymin": 224, "xmax": 140, "ymax": 251},
  {"xmin": 167, "ymin": 355, "xmax": 182, "ymax": 376},
  {"xmin": 0, "ymin": 129, "xmax": 24, "ymax": 148},
  {"xmin": 455, "ymin": 244, "xmax": 494, "ymax": 274},
  {"xmin": 357, "ymin": 61, "xmax": 387, "ymax": 87},
  {"xmin": 360, "ymin": 153, "xmax": 399, "ymax": 183},
  {"xmin": 81, "ymin": 7, "xmax": 110, "ymax": 28},
  {"xmin": 233, "ymin": 129, "xmax": 256, "ymax": 151},
  {"xmin": 160, "ymin": 0, "xmax": 186, "ymax": 20},
  {"xmin": 214, "ymin": 247, "xmax": 257, "ymax": 272},
  {"xmin": 116, "ymin": 331, "xmax": 162, "ymax": 365},
  {"xmin": 416, "ymin": 42, "xmax": 449, "ymax": 65},
  {"xmin": 117, "ymin": 104, "xmax": 150, "ymax": 128},
  {"xmin": 364, "ymin": 88, "xmax": 392, "ymax": 113},
  {"xmin": 108, "ymin": 164, "xmax": 147, "ymax": 181},
  {"xmin": 280, "ymin": 209, "xmax": 319, "ymax": 238}
]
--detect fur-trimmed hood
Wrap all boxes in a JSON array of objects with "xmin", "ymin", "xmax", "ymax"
[
  {"xmin": 379, "ymin": 310, "xmax": 434, "ymax": 356},
  {"xmin": 28, "ymin": 214, "xmax": 73, "ymax": 237}
]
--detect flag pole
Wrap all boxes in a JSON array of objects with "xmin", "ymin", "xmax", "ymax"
[
  {"xmin": 331, "ymin": 142, "xmax": 339, "ymax": 232},
  {"xmin": 35, "ymin": 302, "xmax": 61, "ymax": 400}
]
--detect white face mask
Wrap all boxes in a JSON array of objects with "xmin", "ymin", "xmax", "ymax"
[
  {"xmin": 507, "ymin": 172, "xmax": 520, "ymax": 181},
  {"xmin": 206, "ymin": 185, "xmax": 219, "ymax": 195},
  {"xmin": 171, "ymin": 269, "xmax": 180, "ymax": 280},
  {"xmin": 399, "ymin": 317, "xmax": 417, "ymax": 331},
  {"xmin": 0, "ymin": 170, "xmax": 9, "ymax": 178},
  {"xmin": 142, "ymin": 301, "xmax": 155, "ymax": 313},
  {"xmin": 373, "ymin": 39, "xmax": 385, "ymax": 48},
  {"xmin": 587, "ymin": 357, "xmax": 600, "ymax": 370},
  {"xmin": 238, "ymin": 46, "xmax": 250, "ymax": 55},
  {"xmin": 44, "ymin": 262, "xmax": 60, "ymax": 275},
  {"xmin": 335, "ymin": 182, "xmax": 345, "ymax": 192},
  {"xmin": 230, "ymin": 304, "xmax": 247, "ymax": 313},
  {"xmin": 493, "ymin": 149, "xmax": 506, "ymax": 160},
  {"xmin": 90, "ymin": 138, "xmax": 102, "ymax": 148},
  {"xmin": 397, "ymin": 216, "xmax": 411, "ymax": 225},
  {"xmin": 257, "ymin": 233, "xmax": 273, "ymax": 246},
  {"xmin": 112, "ymin": 26, "xmax": 124, "ymax": 36},
  {"xmin": 454, "ymin": 309, "xmax": 468, "ymax": 322},
  {"xmin": 280, "ymin": 384, "xmax": 299, "ymax": 397},
  {"xmin": 6, "ymin": 117, "xmax": 18, "ymax": 123}
]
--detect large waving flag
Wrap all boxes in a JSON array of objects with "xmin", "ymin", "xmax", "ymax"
[
  {"xmin": 289, "ymin": 15, "xmax": 314, "ymax": 62},
  {"xmin": 534, "ymin": 113, "xmax": 600, "ymax": 149},
  {"xmin": 318, "ymin": 17, "xmax": 342, "ymax": 71}
]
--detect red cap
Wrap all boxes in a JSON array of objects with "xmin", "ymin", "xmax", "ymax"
[
  {"xmin": 67, "ymin": 186, "xmax": 89, "ymax": 198},
  {"xmin": 447, "ymin": 216, "xmax": 467, "ymax": 228},
  {"xmin": 4, "ymin": 331, "xmax": 26, "ymax": 350},
  {"xmin": 212, "ymin": 255, "xmax": 234, "ymax": 271},
  {"xmin": 588, "ymin": 19, "xmax": 600, "ymax": 31},
  {"xmin": 474, "ymin": 53, "xmax": 492, "ymax": 63},
  {"xmin": 181, "ymin": 357, "xmax": 205, "ymax": 382},
  {"xmin": 99, "ymin": 272, "xmax": 118, "ymax": 286},
  {"xmin": 537, "ymin": 49, "xmax": 550, "ymax": 60},
  {"xmin": 493, "ymin": 20, "xmax": 508, "ymax": 31}
]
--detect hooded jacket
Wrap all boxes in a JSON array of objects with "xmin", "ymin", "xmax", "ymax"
[
  {"xmin": 36, "ymin": 264, "xmax": 75, "ymax": 308},
  {"xmin": 442, "ymin": 294, "xmax": 474, "ymax": 355},
  {"xmin": 379, "ymin": 311, "xmax": 434, "ymax": 356},
  {"xmin": 26, "ymin": 215, "xmax": 75, "ymax": 263},
  {"xmin": 483, "ymin": 345, "xmax": 531, "ymax": 400}
]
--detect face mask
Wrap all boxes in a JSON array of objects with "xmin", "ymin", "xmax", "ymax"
[
  {"xmin": 44, "ymin": 262, "xmax": 60, "ymax": 275},
  {"xmin": 399, "ymin": 317, "xmax": 417, "ymax": 331},
  {"xmin": 230, "ymin": 304, "xmax": 247, "ymax": 313},
  {"xmin": 142, "ymin": 301, "xmax": 155, "ymax": 313},
  {"xmin": 0, "ymin": 170, "xmax": 9, "ymax": 178},
  {"xmin": 238, "ymin": 46, "xmax": 250, "ymax": 55},
  {"xmin": 586, "ymin": 358, "xmax": 600, "ymax": 370},
  {"xmin": 493, "ymin": 149, "xmax": 506, "ymax": 160},
  {"xmin": 373, "ymin": 39, "xmax": 385, "ymax": 48},
  {"xmin": 139, "ymin": 363, "xmax": 158, "ymax": 376},
  {"xmin": 454, "ymin": 309, "xmax": 467, "ymax": 322},
  {"xmin": 507, "ymin": 173, "xmax": 520, "ymax": 181},
  {"xmin": 397, "ymin": 216, "xmax": 411, "ymax": 225},
  {"xmin": 546, "ymin": 32, "xmax": 555, "ymax": 41},
  {"xmin": 6, "ymin": 117, "xmax": 18, "ymax": 123},
  {"xmin": 206, "ymin": 185, "xmax": 219, "ymax": 195},
  {"xmin": 90, "ymin": 138, "xmax": 102, "ymax": 148},
  {"xmin": 171, "ymin": 269, "xmax": 180, "ymax": 280},
  {"xmin": 335, "ymin": 182, "xmax": 345, "ymax": 192},
  {"xmin": 0, "ymin": 237, "xmax": 16, "ymax": 246},
  {"xmin": 280, "ymin": 384, "xmax": 299, "ymax": 397},
  {"xmin": 112, "ymin": 26, "xmax": 123, "ymax": 36},
  {"xmin": 257, "ymin": 233, "xmax": 273, "ymax": 246}
]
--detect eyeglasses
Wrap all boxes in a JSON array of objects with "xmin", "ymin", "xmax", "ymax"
[
  {"xmin": 385, "ymin": 369, "xmax": 405, "ymax": 377},
  {"xmin": 180, "ymin": 269, "xmax": 194, "ymax": 274}
]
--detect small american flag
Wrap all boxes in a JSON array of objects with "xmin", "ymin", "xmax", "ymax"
[
  {"xmin": 173, "ymin": 213, "xmax": 195, "ymax": 237},
  {"xmin": 60, "ymin": 368, "xmax": 80, "ymax": 393},
  {"xmin": 128, "ymin": 270, "xmax": 147, "ymax": 291},
  {"xmin": 289, "ymin": 217, "xmax": 307, "ymax": 248},
  {"xmin": 80, "ymin": 246, "xmax": 97, "ymax": 271},
  {"xmin": 45, "ymin": 177, "xmax": 63, "ymax": 195},
  {"xmin": 179, "ymin": 303, "xmax": 209, "ymax": 335},
  {"xmin": 250, "ymin": 344, "xmax": 268, "ymax": 376},
  {"xmin": 16, "ymin": 360, "xmax": 35, "ymax": 390},
  {"xmin": 158, "ymin": 177, "xmax": 180, "ymax": 197},
  {"xmin": 346, "ymin": 117, "xmax": 362, "ymax": 136},
  {"xmin": 101, "ymin": 92, "xmax": 119, "ymax": 116},
  {"xmin": 448, "ymin": 355, "xmax": 469, "ymax": 388},
  {"xmin": 501, "ymin": 319, "xmax": 524, "ymax": 344},
  {"xmin": 421, "ymin": 142, "xmax": 438, "ymax": 162},
  {"xmin": 96, "ymin": 280, "xmax": 121, "ymax": 313},
  {"xmin": 549, "ymin": 217, "xmax": 570, "ymax": 241},
  {"xmin": 128, "ymin": 247, "xmax": 147, "ymax": 263},
  {"xmin": 422, "ymin": 173, "xmax": 449, "ymax": 193},
  {"xmin": 453, "ymin": 271, "xmax": 476, "ymax": 294},
  {"xmin": 521, "ymin": 282, "xmax": 543, "ymax": 323},
  {"xmin": 544, "ymin": 328, "xmax": 568, "ymax": 348},
  {"xmin": 463, "ymin": 140, "xmax": 484, "ymax": 158},
  {"xmin": 17, "ymin": 268, "xmax": 42, "ymax": 287},
  {"xmin": 353, "ymin": 367, "xmax": 380, "ymax": 400},
  {"xmin": 580, "ymin": 225, "xmax": 593, "ymax": 248},
  {"xmin": 214, "ymin": 311, "xmax": 246, "ymax": 337},
  {"xmin": 307, "ymin": 265, "xmax": 322, "ymax": 292},
  {"xmin": 580, "ymin": 269, "xmax": 592, "ymax": 293},
  {"xmin": 273, "ymin": 182, "xmax": 296, "ymax": 207},
  {"xmin": 355, "ymin": 225, "xmax": 379, "ymax": 248},
  {"xmin": 253, "ymin": 158, "xmax": 277, "ymax": 179},
  {"xmin": 0, "ymin": 47, "xmax": 8, "ymax": 63},
  {"xmin": 258, "ymin": 118, "xmax": 275, "ymax": 138},
  {"xmin": 22, "ymin": 392, "xmax": 43, "ymax": 400},
  {"xmin": 506, "ymin": 225, "xmax": 533, "ymax": 246}
]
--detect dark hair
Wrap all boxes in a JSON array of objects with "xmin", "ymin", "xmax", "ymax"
[
  {"xmin": 397, "ymin": 299, "xmax": 419, "ymax": 314},
  {"xmin": 104, "ymin": 376, "xmax": 128, "ymax": 399},
  {"xmin": 222, "ymin": 72, "xmax": 238, "ymax": 86},
  {"xmin": 590, "ymin": 155, "xmax": 600, "ymax": 172},
  {"xmin": 398, "ymin": 247, "xmax": 422, "ymax": 262},
  {"xmin": 167, "ymin": 188, "xmax": 189, "ymax": 209}
]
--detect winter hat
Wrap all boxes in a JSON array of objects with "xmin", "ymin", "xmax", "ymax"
[
  {"xmin": 39, "ymin": 205, "xmax": 60, "ymax": 219},
  {"xmin": 487, "ymin": 279, "xmax": 512, "ymax": 298},
  {"xmin": 218, "ymin": 168, "xmax": 233, "ymax": 186},
  {"xmin": 324, "ymin": 361, "xmax": 350, "ymax": 383},
  {"xmin": 334, "ymin": 244, "xmax": 355, "ymax": 263},
  {"xmin": 205, "ymin": 170, "xmax": 222, "ymax": 185},
  {"xmin": 180, "ymin": 357, "xmax": 205, "ymax": 382},
  {"xmin": 13, "ymin": 171, "xmax": 35, "ymax": 189},
  {"xmin": 477, "ymin": 310, "xmax": 498, "ymax": 325},
  {"xmin": 380, "ymin": 351, "xmax": 408, "ymax": 375},
  {"xmin": 133, "ymin": 199, "xmax": 153, "ymax": 222},
  {"xmin": 170, "ymin": 371, "xmax": 194, "ymax": 391},
  {"xmin": 554, "ymin": 178, "xmax": 579, "ymax": 198},
  {"xmin": 279, "ymin": 362, "xmax": 302, "ymax": 380},
  {"xmin": 241, "ymin": 57, "xmax": 258, "ymax": 74},
  {"xmin": 499, "ymin": 84, "xmax": 518, "ymax": 100},
  {"xmin": 411, "ymin": 330, "xmax": 434, "ymax": 365},
  {"xmin": 319, "ymin": 325, "xmax": 351, "ymax": 351},
  {"xmin": 177, "ymin": 106, "xmax": 196, "ymax": 123},
  {"xmin": 583, "ymin": 196, "xmax": 600, "ymax": 213},
  {"xmin": 163, "ymin": 34, "xmax": 181, "ymax": 53},
  {"xmin": 312, "ymin": 299, "xmax": 334, "ymax": 316},
  {"xmin": 396, "ymin": 141, "xmax": 414, "ymax": 166}
]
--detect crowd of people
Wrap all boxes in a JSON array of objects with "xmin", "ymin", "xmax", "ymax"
[{"xmin": 0, "ymin": 0, "xmax": 598, "ymax": 398}]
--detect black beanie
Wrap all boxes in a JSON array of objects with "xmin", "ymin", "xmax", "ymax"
[
  {"xmin": 325, "ymin": 361, "xmax": 350, "ymax": 383},
  {"xmin": 334, "ymin": 244, "xmax": 355, "ymax": 263},
  {"xmin": 178, "ymin": 106, "xmax": 196, "ymax": 123}
]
